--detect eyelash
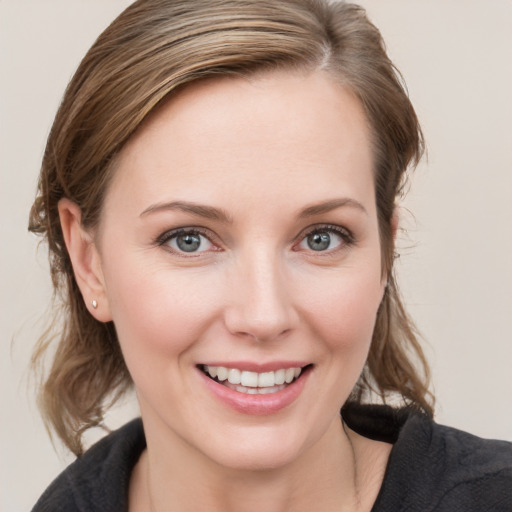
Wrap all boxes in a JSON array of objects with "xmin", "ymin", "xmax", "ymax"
[
  {"xmin": 155, "ymin": 224, "xmax": 355, "ymax": 256},
  {"xmin": 294, "ymin": 224, "xmax": 355, "ymax": 253},
  {"xmin": 156, "ymin": 227, "xmax": 219, "ymax": 255}
]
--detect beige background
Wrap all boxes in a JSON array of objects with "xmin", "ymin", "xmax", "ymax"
[{"xmin": 1, "ymin": 1, "xmax": 511, "ymax": 510}]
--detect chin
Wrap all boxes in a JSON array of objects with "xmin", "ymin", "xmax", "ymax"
[
  {"xmin": 198, "ymin": 423, "xmax": 320, "ymax": 473},
  {"xmin": 210, "ymin": 445, "xmax": 303, "ymax": 473}
]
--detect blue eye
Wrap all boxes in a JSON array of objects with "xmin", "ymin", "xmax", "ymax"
[
  {"xmin": 298, "ymin": 227, "xmax": 349, "ymax": 252},
  {"xmin": 163, "ymin": 230, "xmax": 214, "ymax": 253}
]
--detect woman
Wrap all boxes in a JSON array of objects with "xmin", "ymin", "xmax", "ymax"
[{"xmin": 28, "ymin": 0, "xmax": 511, "ymax": 510}]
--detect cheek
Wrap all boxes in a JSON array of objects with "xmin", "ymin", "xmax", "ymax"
[
  {"xmin": 102, "ymin": 257, "xmax": 220, "ymax": 363},
  {"xmin": 291, "ymin": 264, "xmax": 384, "ymax": 418},
  {"xmin": 298, "ymin": 266, "xmax": 384, "ymax": 354}
]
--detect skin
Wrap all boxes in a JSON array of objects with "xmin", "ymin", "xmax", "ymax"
[{"xmin": 60, "ymin": 70, "xmax": 393, "ymax": 512}]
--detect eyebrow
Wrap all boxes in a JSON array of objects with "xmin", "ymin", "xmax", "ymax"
[
  {"xmin": 298, "ymin": 198, "xmax": 368, "ymax": 218},
  {"xmin": 140, "ymin": 200, "xmax": 233, "ymax": 223},
  {"xmin": 140, "ymin": 197, "xmax": 366, "ymax": 222}
]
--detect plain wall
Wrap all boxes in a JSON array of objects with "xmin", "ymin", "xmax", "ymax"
[{"xmin": 1, "ymin": 1, "xmax": 511, "ymax": 510}]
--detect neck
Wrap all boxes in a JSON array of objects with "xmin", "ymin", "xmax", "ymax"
[{"xmin": 130, "ymin": 414, "xmax": 390, "ymax": 512}]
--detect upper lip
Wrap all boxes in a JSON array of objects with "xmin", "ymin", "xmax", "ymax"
[{"xmin": 198, "ymin": 361, "xmax": 311, "ymax": 372}]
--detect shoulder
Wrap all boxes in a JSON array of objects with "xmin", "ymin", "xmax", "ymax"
[
  {"xmin": 31, "ymin": 418, "xmax": 146, "ymax": 512},
  {"xmin": 396, "ymin": 413, "xmax": 512, "ymax": 511},
  {"xmin": 343, "ymin": 404, "xmax": 512, "ymax": 511}
]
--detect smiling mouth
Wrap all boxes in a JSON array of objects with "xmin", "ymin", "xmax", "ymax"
[{"xmin": 199, "ymin": 364, "xmax": 311, "ymax": 395}]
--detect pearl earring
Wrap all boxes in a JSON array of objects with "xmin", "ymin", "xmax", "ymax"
[{"xmin": 91, "ymin": 299, "xmax": 98, "ymax": 309}]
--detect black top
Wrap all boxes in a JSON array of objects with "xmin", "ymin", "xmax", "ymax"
[{"xmin": 32, "ymin": 405, "xmax": 512, "ymax": 511}]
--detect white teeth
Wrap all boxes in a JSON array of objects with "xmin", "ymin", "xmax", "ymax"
[
  {"xmin": 216, "ymin": 366, "xmax": 228, "ymax": 382},
  {"xmin": 240, "ymin": 370, "xmax": 258, "ymax": 387},
  {"xmin": 274, "ymin": 369, "xmax": 286, "ymax": 385},
  {"xmin": 258, "ymin": 371, "xmax": 275, "ymax": 387},
  {"xmin": 227, "ymin": 382, "xmax": 287, "ymax": 395},
  {"xmin": 228, "ymin": 368, "xmax": 241, "ymax": 385},
  {"xmin": 206, "ymin": 365, "xmax": 218, "ymax": 379},
  {"xmin": 203, "ymin": 365, "xmax": 304, "ymax": 389}
]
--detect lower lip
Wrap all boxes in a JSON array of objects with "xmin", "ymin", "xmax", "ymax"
[{"xmin": 198, "ymin": 367, "xmax": 311, "ymax": 415}]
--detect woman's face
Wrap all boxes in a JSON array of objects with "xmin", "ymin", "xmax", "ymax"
[{"xmin": 95, "ymin": 71, "xmax": 386, "ymax": 470}]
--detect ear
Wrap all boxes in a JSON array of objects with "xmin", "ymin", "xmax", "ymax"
[{"xmin": 58, "ymin": 198, "xmax": 113, "ymax": 322}]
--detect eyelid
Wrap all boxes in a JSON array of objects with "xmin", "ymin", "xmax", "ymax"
[
  {"xmin": 156, "ymin": 226, "xmax": 222, "ymax": 255},
  {"xmin": 293, "ymin": 223, "xmax": 355, "ymax": 251},
  {"xmin": 154, "ymin": 223, "xmax": 354, "ymax": 256}
]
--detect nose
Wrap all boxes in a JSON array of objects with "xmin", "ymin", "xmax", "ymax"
[{"xmin": 223, "ymin": 250, "xmax": 298, "ymax": 343}]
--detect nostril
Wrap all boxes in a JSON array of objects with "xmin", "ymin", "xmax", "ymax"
[{"xmin": 228, "ymin": 326, "xmax": 294, "ymax": 344}]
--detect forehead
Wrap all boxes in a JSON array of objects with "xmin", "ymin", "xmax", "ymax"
[{"xmin": 106, "ymin": 70, "xmax": 375, "ymax": 217}]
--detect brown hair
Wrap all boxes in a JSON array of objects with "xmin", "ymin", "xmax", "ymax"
[{"xmin": 29, "ymin": 0, "xmax": 432, "ymax": 455}]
